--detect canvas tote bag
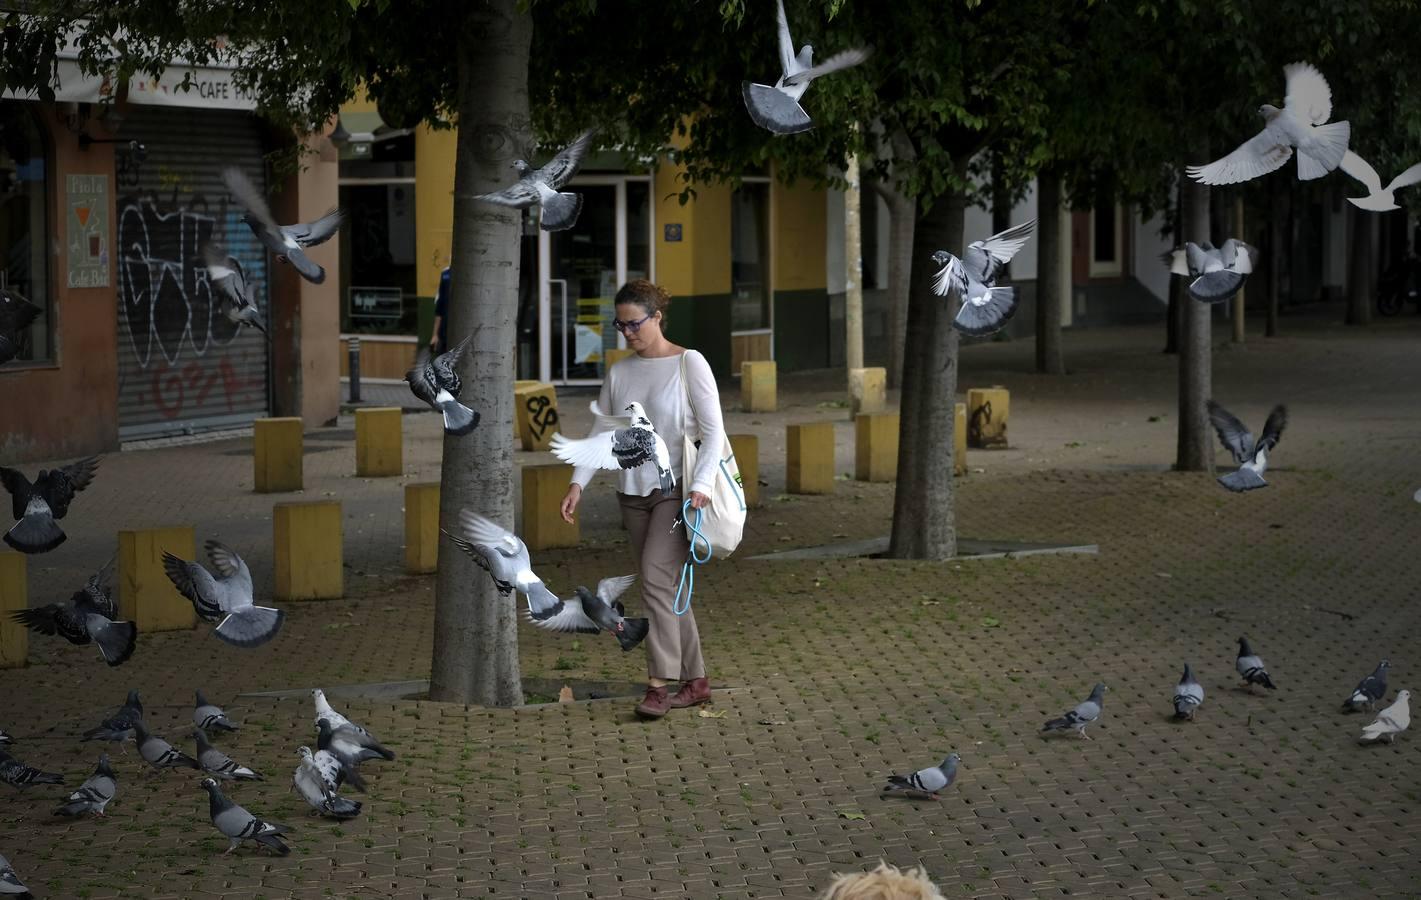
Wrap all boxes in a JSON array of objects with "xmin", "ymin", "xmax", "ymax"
[{"xmin": 679, "ymin": 353, "xmax": 747, "ymax": 555}]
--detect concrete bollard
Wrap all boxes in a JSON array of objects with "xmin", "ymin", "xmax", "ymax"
[
  {"xmin": 787, "ymin": 422, "xmax": 836, "ymax": 494},
  {"xmin": 848, "ymin": 367, "xmax": 887, "ymax": 416},
  {"xmin": 254, "ymin": 417, "xmax": 303, "ymax": 493},
  {"xmin": 605, "ymin": 348, "xmax": 636, "ymax": 368},
  {"xmin": 955, "ymin": 402, "xmax": 968, "ymax": 476},
  {"xmin": 274, "ymin": 501, "xmax": 343, "ymax": 600},
  {"xmin": 404, "ymin": 482, "xmax": 441, "ymax": 574},
  {"xmin": 118, "ymin": 526, "xmax": 197, "ymax": 632},
  {"xmin": 966, "ymin": 386, "xmax": 1010, "ymax": 449},
  {"xmin": 0, "ymin": 552, "xmax": 27, "ymax": 667},
  {"xmin": 515, "ymin": 382, "xmax": 560, "ymax": 452},
  {"xmin": 854, "ymin": 413, "xmax": 899, "ymax": 482},
  {"xmin": 727, "ymin": 434, "xmax": 760, "ymax": 508},
  {"xmin": 355, "ymin": 407, "xmax": 403, "ymax": 477},
  {"xmin": 741, "ymin": 360, "xmax": 777, "ymax": 413},
  {"xmin": 522, "ymin": 464, "xmax": 579, "ymax": 551}
]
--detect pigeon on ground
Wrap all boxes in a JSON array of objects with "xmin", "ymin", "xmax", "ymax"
[
  {"xmin": 881, "ymin": 753, "xmax": 960, "ymax": 799},
  {"xmin": 132, "ymin": 719, "xmax": 199, "ymax": 773},
  {"xmin": 200, "ymin": 777, "xmax": 291, "ymax": 855},
  {"xmin": 1167, "ymin": 240, "xmax": 1258, "ymax": 303},
  {"xmin": 223, "ymin": 166, "xmax": 344, "ymax": 285},
  {"xmin": 0, "ymin": 287, "xmax": 41, "ymax": 366},
  {"xmin": 471, "ymin": 129, "xmax": 596, "ymax": 231},
  {"xmin": 1360, "ymin": 690, "xmax": 1411, "ymax": 744},
  {"xmin": 1338, "ymin": 150, "xmax": 1421, "ymax": 212},
  {"xmin": 194, "ymin": 690, "xmax": 238, "ymax": 733},
  {"xmin": 194, "ymin": 729, "xmax": 262, "ymax": 781},
  {"xmin": 1042, "ymin": 684, "xmax": 1108, "ymax": 739},
  {"xmin": 523, "ymin": 576, "xmax": 650, "ymax": 652},
  {"xmin": 316, "ymin": 719, "xmax": 395, "ymax": 793},
  {"xmin": 1188, "ymin": 63, "xmax": 1350, "ymax": 185},
  {"xmin": 550, "ymin": 401, "xmax": 675, "ymax": 493},
  {"xmin": 1207, "ymin": 401, "xmax": 1288, "ymax": 493},
  {"xmin": 1344, "ymin": 660, "xmax": 1390, "ymax": 713},
  {"xmin": 0, "ymin": 750, "xmax": 63, "ymax": 789},
  {"xmin": 1173, "ymin": 664, "xmax": 1205, "ymax": 721},
  {"xmin": 405, "ymin": 335, "xmax": 480, "ymax": 435},
  {"xmin": 0, "ymin": 853, "xmax": 31, "ymax": 897},
  {"xmin": 82, "ymin": 690, "xmax": 143, "ymax": 745},
  {"xmin": 443, "ymin": 510, "xmax": 562, "ymax": 610},
  {"xmin": 930, "ymin": 220, "xmax": 1036, "ymax": 336},
  {"xmin": 0, "ymin": 456, "xmax": 100, "ymax": 554},
  {"xmin": 742, "ymin": 0, "xmax": 871, "ymax": 135},
  {"xmin": 162, "ymin": 540, "xmax": 284, "ymax": 648},
  {"xmin": 293, "ymin": 747, "xmax": 362, "ymax": 819},
  {"xmin": 54, "ymin": 754, "xmax": 118, "ymax": 817},
  {"xmin": 311, "ymin": 689, "xmax": 373, "ymax": 739},
  {"xmin": 11, "ymin": 558, "xmax": 136, "ymax": 666},
  {"xmin": 1235, "ymin": 637, "xmax": 1277, "ymax": 690},
  {"xmin": 203, "ymin": 245, "xmax": 268, "ymax": 337}
]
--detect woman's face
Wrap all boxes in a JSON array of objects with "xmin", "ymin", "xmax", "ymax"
[{"xmin": 615, "ymin": 302, "xmax": 662, "ymax": 351}]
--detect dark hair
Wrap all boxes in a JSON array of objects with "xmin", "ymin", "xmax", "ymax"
[{"xmin": 615, "ymin": 279, "xmax": 671, "ymax": 326}]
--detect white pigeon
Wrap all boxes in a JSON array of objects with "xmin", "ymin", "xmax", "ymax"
[
  {"xmin": 1207, "ymin": 401, "xmax": 1287, "ymax": 493},
  {"xmin": 524, "ymin": 576, "xmax": 649, "ymax": 651},
  {"xmin": 550, "ymin": 401, "xmax": 675, "ymax": 493},
  {"xmin": 1172, "ymin": 664, "xmax": 1205, "ymax": 721},
  {"xmin": 311, "ymin": 689, "xmax": 372, "ymax": 740},
  {"xmin": 881, "ymin": 753, "xmax": 960, "ymax": 799},
  {"xmin": 293, "ymin": 747, "xmax": 361, "ymax": 819},
  {"xmin": 443, "ymin": 510, "xmax": 562, "ymax": 612},
  {"xmin": 1360, "ymin": 690, "xmax": 1410, "ymax": 743},
  {"xmin": 1188, "ymin": 63, "xmax": 1350, "ymax": 185},
  {"xmin": 930, "ymin": 220, "xmax": 1035, "ymax": 336},
  {"xmin": 742, "ymin": 0, "xmax": 871, "ymax": 135},
  {"xmin": 471, "ymin": 129, "xmax": 596, "ymax": 231},
  {"xmin": 1167, "ymin": 240, "xmax": 1257, "ymax": 304},
  {"xmin": 161, "ymin": 540, "xmax": 284, "ymax": 648},
  {"xmin": 1338, "ymin": 150, "xmax": 1421, "ymax": 212}
]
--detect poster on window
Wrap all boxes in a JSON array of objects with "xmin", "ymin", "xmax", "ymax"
[{"xmin": 66, "ymin": 174, "xmax": 110, "ymax": 288}]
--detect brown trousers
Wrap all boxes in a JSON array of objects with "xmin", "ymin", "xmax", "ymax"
[{"xmin": 618, "ymin": 489, "xmax": 706, "ymax": 682}]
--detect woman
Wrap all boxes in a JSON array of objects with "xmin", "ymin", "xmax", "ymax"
[{"xmin": 559, "ymin": 279, "xmax": 725, "ymax": 719}]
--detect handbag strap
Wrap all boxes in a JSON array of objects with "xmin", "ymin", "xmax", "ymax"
[{"xmin": 680, "ymin": 352, "xmax": 701, "ymax": 441}]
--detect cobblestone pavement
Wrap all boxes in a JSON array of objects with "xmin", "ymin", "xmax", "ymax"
[{"xmin": 1, "ymin": 310, "xmax": 1419, "ymax": 899}]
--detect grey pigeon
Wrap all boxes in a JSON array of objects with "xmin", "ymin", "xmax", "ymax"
[
  {"xmin": 471, "ymin": 129, "xmax": 596, "ymax": 231},
  {"xmin": 11, "ymin": 557, "xmax": 135, "ymax": 666},
  {"xmin": 162, "ymin": 540, "xmax": 284, "ymax": 648},
  {"xmin": 1344, "ymin": 660, "xmax": 1389, "ymax": 713},
  {"xmin": 1188, "ymin": 63, "xmax": 1350, "ymax": 185},
  {"xmin": 1207, "ymin": 401, "xmax": 1287, "ymax": 493},
  {"xmin": 200, "ymin": 777, "xmax": 291, "ymax": 855},
  {"xmin": 310, "ymin": 689, "xmax": 373, "ymax": 739},
  {"xmin": 1173, "ymin": 664, "xmax": 1205, "ymax": 721},
  {"xmin": 443, "ymin": 510, "xmax": 562, "ymax": 610},
  {"xmin": 550, "ymin": 401, "xmax": 675, "ymax": 493},
  {"xmin": 1167, "ymin": 240, "xmax": 1258, "ymax": 303},
  {"xmin": 1338, "ymin": 150, "xmax": 1421, "ymax": 212},
  {"xmin": 194, "ymin": 728, "xmax": 262, "ymax": 781},
  {"xmin": 0, "ymin": 750, "xmax": 63, "ymax": 789},
  {"xmin": 0, "ymin": 852, "xmax": 31, "ymax": 897},
  {"xmin": 742, "ymin": 0, "xmax": 871, "ymax": 135},
  {"xmin": 316, "ymin": 718, "xmax": 394, "ymax": 793},
  {"xmin": 523, "ymin": 579, "xmax": 649, "ymax": 653},
  {"xmin": 82, "ymin": 690, "xmax": 143, "ymax": 744},
  {"xmin": 0, "ymin": 287, "xmax": 41, "ymax": 366},
  {"xmin": 1360, "ymin": 690, "xmax": 1411, "ymax": 744},
  {"xmin": 405, "ymin": 335, "xmax": 480, "ymax": 435},
  {"xmin": 1042, "ymin": 684, "xmax": 1108, "ymax": 739},
  {"xmin": 54, "ymin": 754, "xmax": 118, "ymax": 817},
  {"xmin": 881, "ymin": 753, "xmax": 960, "ymax": 799},
  {"xmin": 293, "ymin": 747, "xmax": 361, "ymax": 819},
  {"xmin": 194, "ymin": 690, "xmax": 238, "ymax": 733},
  {"xmin": 203, "ymin": 245, "xmax": 268, "ymax": 337},
  {"xmin": 1235, "ymin": 637, "xmax": 1277, "ymax": 690},
  {"xmin": 0, "ymin": 456, "xmax": 100, "ymax": 554},
  {"xmin": 0, "ymin": 727, "xmax": 10, "ymax": 745},
  {"xmin": 223, "ymin": 166, "xmax": 344, "ymax": 285},
  {"xmin": 930, "ymin": 220, "xmax": 1036, "ymax": 336},
  {"xmin": 132, "ymin": 719, "xmax": 199, "ymax": 773}
]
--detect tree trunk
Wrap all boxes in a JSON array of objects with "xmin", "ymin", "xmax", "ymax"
[
  {"xmin": 844, "ymin": 144, "xmax": 864, "ymax": 372},
  {"xmin": 429, "ymin": 0, "xmax": 531, "ymax": 706},
  {"xmin": 878, "ymin": 184, "xmax": 915, "ymax": 390},
  {"xmin": 1034, "ymin": 168, "xmax": 1065, "ymax": 374},
  {"xmin": 1175, "ymin": 173, "xmax": 1213, "ymax": 473},
  {"xmin": 1163, "ymin": 176, "xmax": 1183, "ymax": 353},
  {"xmin": 888, "ymin": 174, "xmax": 966, "ymax": 560},
  {"xmin": 1266, "ymin": 179, "xmax": 1283, "ymax": 337},
  {"xmin": 1345, "ymin": 205, "xmax": 1374, "ymax": 326}
]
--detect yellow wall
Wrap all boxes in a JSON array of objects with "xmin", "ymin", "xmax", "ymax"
[
  {"xmin": 771, "ymin": 164, "xmax": 827, "ymax": 292},
  {"xmin": 415, "ymin": 125, "xmax": 457, "ymax": 298},
  {"xmin": 654, "ymin": 156, "xmax": 732, "ymax": 298}
]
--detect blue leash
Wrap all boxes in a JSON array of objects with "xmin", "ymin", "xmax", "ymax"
[{"xmin": 672, "ymin": 499, "xmax": 713, "ymax": 616}]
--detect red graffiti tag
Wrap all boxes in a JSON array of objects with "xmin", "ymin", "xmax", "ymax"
[{"xmin": 150, "ymin": 358, "xmax": 249, "ymax": 420}]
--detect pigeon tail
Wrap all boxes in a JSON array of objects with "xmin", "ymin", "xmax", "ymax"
[
  {"xmin": 657, "ymin": 467, "xmax": 676, "ymax": 495},
  {"xmin": 322, "ymin": 796, "xmax": 362, "ymax": 819},
  {"xmin": 953, "ymin": 287, "xmax": 1019, "ymax": 337},
  {"xmin": 254, "ymin": 832, "xmax": 292, "ymax": 855},
  {"xmin": 54, "ymin": 797, "xmax": 96, "ymax": 816},
  {"xmin": 614, "ymin": 617, "xmax": 650, "ymax": 652},
  {"xmin": 742, "ymin": 81, "xmax": 814, "ymax": 135},
  {"xmin": 92, "ymin": 619, "xmax": 137, "ymax": 666},
  {"xmin": 1041, "ymin": 716, "xmax": 1073, "ymax": 733},
  {"xmin": 1218, "ymin": 468, "xmax": 1268, "ymax": 492},
  {"xmin": 439, "ymin": 398, "xmax": 480, "ymax": 436},
  {"xmin": 539, "ymin": 190, "xmax": 584, "ymax": 232},
  {"xmin": 214, "ymin": 606, "xmax": 285, "ymax": 648},
  {"xmin": 1188, "ymin": 270, "xmax": 1247, "ymax": 303},
  {"xmin": 4, "ymin": 509, "xmax": 65, "ymax": 554},
  {"xmin": 1297, "ymin": 121, "xmax": 1350, "ymax": 180}
]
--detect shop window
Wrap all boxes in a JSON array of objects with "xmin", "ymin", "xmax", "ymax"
[
  {"xmin": 0, "ymin": 103, "xmax": 50, "ymax": 363},
  {"xmin": 731, "ymin": 181, "xmax": 770, "ymax": 331}
]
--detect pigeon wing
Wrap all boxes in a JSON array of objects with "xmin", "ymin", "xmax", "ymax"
[
  {"xmin": 456, "ymin": 510, "xmax": 528, "ymax": 561},
  {"xmin": 1220, "ymin": 239, "xmax": 1257, "ymax": 275},
  {"xmin": 284, "ymin": 208, "xmax": 345, "ymax": 248},
  {"xmin": 930, "ymin": 254, "xmax": 967, "ymax": 298},
  {"xmin": 162, "ymin": 554, "xmax": 224, "ymax": 621},
  {"xmin": 781, "ymin": 46, "xmax": 872, "ymax": 87},
  {"xmin": 550, "ymin": 431, "xmax": 621, "ymax": 471},
  {"xmin": 431, "ymin": 335, "xmax": 470, "ymax": 392},
  {"xmin": 473, "ymin": 181, "xmax": 540, "ymax": 208},
  {"xmin": 0, "ymin": 467, "xmax": 32, "ymax": 518},
  {"xmin": 774, "ymin": 0, "xmax": 798, "ymax": 77},
  {"xmin": 1387, "ymin": 161, "xmax": 1421, "ymax": 192},
  {"xmin": 1283, "ymin": 62, "xmax": 1333, "ymax": 125},
  {"xmin": 969, "ymin": 219, "xmax": 1035, "ymax": 275},
  {"xmin": 222, "ymin": 167, "xmax": 281, "ymax": 233},
  {"xmin": 1186, "ymin": 126, "xmax": 1293, "ymax": 186},
  {"xmin": 537, "ymin": 129, "xmax": 597, "ymax": 190},
  {"xmin": 523, "ymin": 597, "xmax": 600, "ymax": 634},
  {"xmin": 1184, "ymin": 242, "xmax": 1216, "ymax": 276},
  {"xmin": 280, "ymin": 244, "xmax": 327, "ymax": 284},
  {"xmin": 205, "ymin": 541, "xmax": 253, "ymax": 595},
  {"xmin": 595, "ymin": 574, "xmax": 638, "ymax": 606},
  {"xmin": 404, "ymin": 350, "xmax": 438, "ymax": 406},
  {"xmin": 60, "ymin": 456, "xmax": 100, "ymax": 494},
  {"xmin": 1256, "ymin": 405, "xmax": 1287, "ymax": 452},
  {"xmin": 1338, "ymin": 150, "xmax": 1383, "ymax": 193},
  {"xmin": 1205, "ymin": 400, "xmax": 1255, "ymax": 464}
]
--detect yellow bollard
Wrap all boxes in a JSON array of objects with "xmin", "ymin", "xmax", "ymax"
[
  {"xmin": 0, "ymin": 552, "xmax": 27, "ymax": 667},
  {"xmin": 514, "ymin": 382, "xmax": 561, "ymax": 452},
  {"xmin": 355, "ymin": 407, "xmax": 403, "ymax": 477},
  {"xmin": 955, "ymin": 402, "xmax": 968, "ymax": 476},
  {"xmin": 848, "ymin": 367, "xmax": 887, "ymax": 416},
  {"xmin": 854, "ymin": 413, "xmax": 899, "ymax": 482},
  {"xmin": 404, "ymin": 482, "xmax": 441, "ymax": 574},
  {"xmin": 605, "ymin": 348, "xmax": 636, "ymax": 368},
  {"xmin": 118, "ymin": 526, "xmax": 198, "ymax": 632},
  {"xmin": 513, "ymin": 380, "xmax": 540, "ymax": 440},
  {"xmin": 966, "ymin": 386, "xmax": 1010, "ymax": 449},
  {"xmin": 787, "ymin": 422, "xmax": 835, "ymax": 494},
  {"xmin": 727, "ymin": 434, "xmax": 760, "ymax": 508},
  {"xmin": 741, "ymin": 360, "xmax": 777, "ymax": 412},
  {"xmin": 253, "ymin": 417, "xmax": 303, "ymax": 493},
  {"xmin": 274, "ymin": 501, "xmax": 343, "ymax": 600},
  {"xmin": 522, "ymin": 464, "xmax": 579, "ymax": 551}
]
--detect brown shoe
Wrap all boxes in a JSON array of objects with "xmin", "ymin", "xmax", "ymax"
[
  {"xmin": 635, "ymin": 685, "xmax": 671, "ymax": 719},
  {"xmin": 669, "ymin": 677, "xmax": 711, "ymax": 709}
]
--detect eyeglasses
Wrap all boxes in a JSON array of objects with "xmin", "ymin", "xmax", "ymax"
[{"xmin": 613, "ymin": 314, "xmax": 653, "ymax": 334}]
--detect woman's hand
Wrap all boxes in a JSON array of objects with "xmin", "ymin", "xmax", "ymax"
[
  {"xmin": 687, "ymin": 490, "xmax": 710, "ymax": 510},
  {"xmin": 559, "ymin": 484, "xmax": 583, "ymax": 524}
]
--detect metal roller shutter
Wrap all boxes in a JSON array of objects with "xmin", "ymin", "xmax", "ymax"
[{"xmin": 115, "ymin": 106, "xmax": 271, "ymax": 437}]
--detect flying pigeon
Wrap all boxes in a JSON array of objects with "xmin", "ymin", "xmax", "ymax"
[
  {"xmin": 1344, "ymin": 660, "xmax": 1390, "ymax": 713},
  {"xmin": 316, "ymin": 718, "xmax": 395, "ymax": 793},
  {"xmin": 293, "ymin": 747, "xmax": 362, "ymax": 819},
  {"xmin": 0, "ymin": 456, "xmax": 100, "ymax": 554},
  {"xmin": 1207, "ymin": 401, "xmax": 1288, "ymax": 493},
  {"xmin": 1042, "ymin": 684, "xmax": 1108, "ymax": 739},
  {"xmin": 550, "ymin": 401, "xmax": 675, "ymax": 493},
  {"xmin": 200, "ymin": 777, "xmax": 292, "ymax": 855},
  {"xmin": 930, "ymin": 220, "xmax": 1036, "ymax": 336},
  {"xmin": 1360, "ymin": 690, "xmax": 1411, "ymax": 744},
  {"xmin": 742, "ymin": 0, "xmax": 871, "ymax": 135},
  {"xmin": 881, "ymin": 753, "xmax": 960, "ymax": 799},
  {"xmin": 0, "ymin": 750, "xmax": 63, "ymax": 789},
  {"xmin": 162, "ymin": 540, "xmax": 285, "ymax": 648},
  {"xmin": 1167, "ymin": 240, "xmax": 1258, "ymax": 304},
  {"xmin": 405, "ymin": 335, "xmax": 480, "ymax": 435},
  {"xmin": 54, "ymin": 754, "xmax": 118, "ymax": 817},
  {"xmin": 0, "ymin": 853, "xmax": 31, "ymax": 897},
  {"xmin": 524, "ymin": 576, "xmax": 650, "ymax": 652},
  {"xmin": 82, "ymin": 690, "xmax": 143, "ymax": 745},
  {"xmin": 1338, "ymin": 151, "xmax": 1421, "ymax": 212},
  {"xmin": 1173, "ymin": 664, "xmax": 1205, "ymax": 721},
  {"xmin": 1188, "ymin": 63, "xmax": 1350, "ymax": 186},
  {"xmin": 132, "ymin": 719, "xmax": 200, "ymax": 773},
  {"xmin": 1235, "ymin": 637, "xmax": 1276, "ymax": 690},
  {"xmin": 471, "ymin": 129, "xmax": 596, "ymax": 232},
  {"xmin": 223, "ymin": 166, "xmax": 344, "ymax": 285},
  {"xmin": 194, "ymin": 690, "xmax": 239, "ymax": 733},
  {"xmin": 194, "ymin": 728, "xmax": 262, "ymax": 781},
  {"xmin": 443, "ymin": 510, "xmax": 562, "ymax": 611},
  {"xmin": 203, "ymin": 245, "xmax": 268, "ymax": 337},
  {"xmin": 0, "ymin": 287, "xmax": 40, "ymax": 366},
  {"xmin": 11, "ymin": 558, "xmax": 135, "ymax": 666},
  {"xmin": 311, "ymin": 689, "xmax": 374, "ymax": 740}
]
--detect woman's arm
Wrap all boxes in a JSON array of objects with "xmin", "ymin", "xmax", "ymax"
[{"xmin": 684, "ymin": 351, "xmax": 726, "ymax": 496}]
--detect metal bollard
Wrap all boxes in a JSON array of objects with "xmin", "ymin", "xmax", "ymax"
[{"xmin": 348, "ymin": 337, "xmax": 361, "ymax": 403}]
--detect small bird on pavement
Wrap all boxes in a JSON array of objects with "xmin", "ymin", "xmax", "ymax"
[
  {"xmin": 1344, "ymin": 660, "xmax": 1390, "ymax": 713},
  {"xmin": 881, "ymin": 753, "xmax": 960, "ymax": 799},
  {"xmin": 54, "ymin": 754, "xmax": 118, "ymax": 817},
  {"xmin": 193, "ymin": 690, "xmax": 239, "ymax": 733},
  {"xmin": 1173, "ymin": 663, "xmax": 1205, "ymax": 721},
  {"xmin": 0, "ymin": 750, "xmax": 63, "ymax": 790},
  {"xmin": 133, "ymin": 719, "xmax": 199, "ymax": 774},
  {"xmin": 200, "ymin": 777, "xmax": 291, "ymax": 855},
  {"xmin": 1236, "ymin": 637, "xmax": 1277, "ymax": 691},
  {"xmin": 82, "ymin": 690, "xmax": 143, "ymax": 746},
  {"xmin": 316, "ymin": 718, "xmax": 395, "ymax": 793},
  {"xmin": 310, "ymin": 689, "xmax": 373, "ymax": 739},
  {"xmin": 1042, "ymin": 684, "xmax": 1108, "ymax": 739},
  {"xmin": 293, "ymin": 747, "xmax": 362, "ymax": 820},
  {"xmin": 1359, "ymin": 690, "xmax": 1410, "ymax": 744},
  {"xmin": 194, "ymin": 729, "xmax": 262, "ymax": 781}
]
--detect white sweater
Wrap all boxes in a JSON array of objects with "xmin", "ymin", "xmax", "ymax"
[{"xmin": 571, "ymin": 350, "xmax": 726, "ymax": 497}]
